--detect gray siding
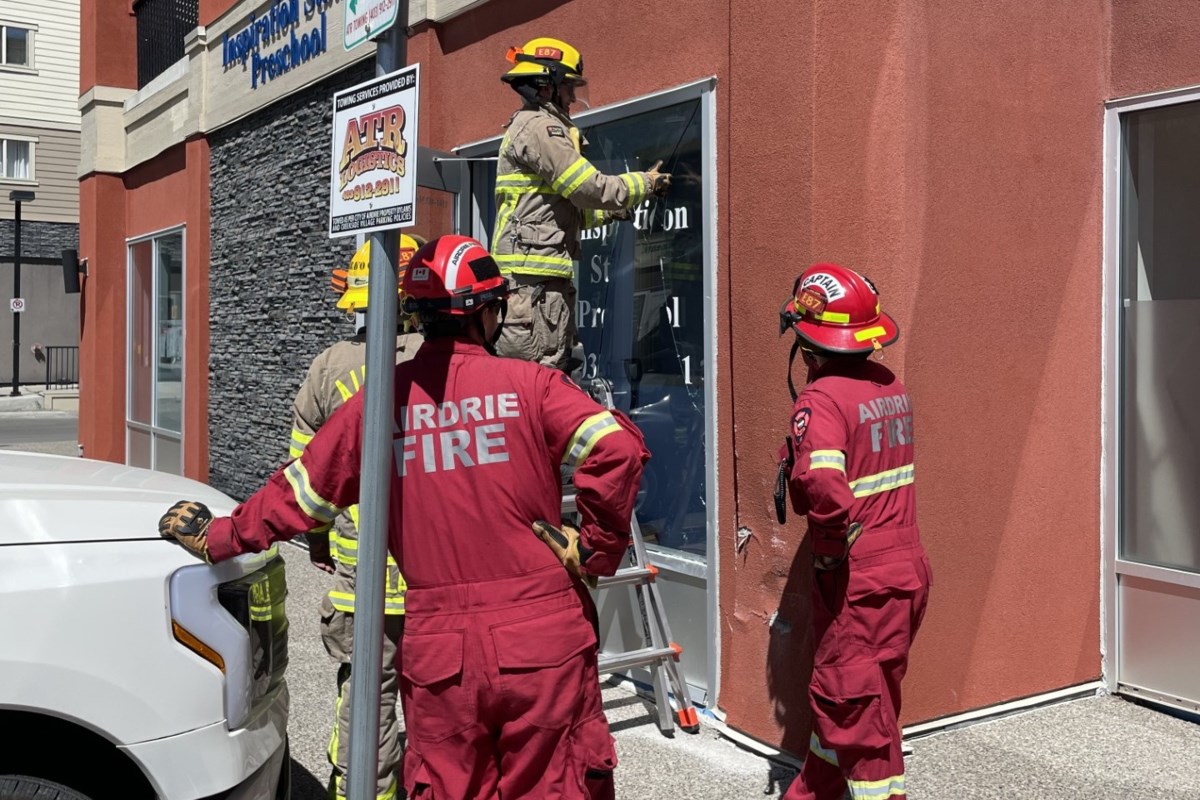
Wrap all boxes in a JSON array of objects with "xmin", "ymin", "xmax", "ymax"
[
  {"xmin": 0, "ymin": 122, "xmax": 80, "ymax": 224},
  {"xmin": 0, "ymin": 228, "xmax": 81, "ymax": 386},
  {"xmin": 207, "ymin": 61, "xmax": 371, "ymax": 501}
]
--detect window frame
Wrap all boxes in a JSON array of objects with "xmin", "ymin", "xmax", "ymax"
[
  {"xmin": 0, "ymin": 135, "xmax": 37, "ymax": 183},
  {"xmin": 0, "ymin": 22, "xmax": 35, "ymax": 70},
  {"xmin": 126, "ymin": 225, "xmax": 187, "ymax": 474}
]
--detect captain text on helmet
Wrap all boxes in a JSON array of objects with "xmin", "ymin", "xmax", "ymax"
[
  {"xmin": 773, "ymin": 263, "xmax": 933, "ymax": 800},
  {"xmin": 159, "ymin": 236, "xmax": 650, "ymax": 799},
  {"xmin": 491, "ymin": 37, "xmax": 671, "ymax": 372}
]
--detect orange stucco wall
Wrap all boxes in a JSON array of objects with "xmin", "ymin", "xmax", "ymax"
[{"xmin": 77, "ymin": 0, "xmax": 1200, "ymax": 757}]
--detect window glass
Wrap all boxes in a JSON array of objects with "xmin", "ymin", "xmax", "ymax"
[
  {"xmin": 3, "ymin": 27, "xmax": 29, "ymax": 67},
  {"xmin": 129, "ymin": 241, "xmax": 154, "ymax": 426},
  {"xmin": 2, "ymin": 140, "xmax": 31, "ymax": 180},
  {"xmin": 156, "ymin": 234, "xmax": 184, "ymax": 434},
  {"xmin": 575, "ymin": 98, "xmax": 708, "ymax": 558},
  {"xmin": 1119, "ymin": 100, "xmax": 1200, "ymax": 574}
]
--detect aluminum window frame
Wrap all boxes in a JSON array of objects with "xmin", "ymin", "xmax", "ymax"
[
  {"xmin": 456, "ymin": 77, "xmax": 721, "ymax": 701},
  {"xmin": 1101, "ymin": 82, "xmax": 1200, "ymax": 696},
  {"xmin": 125, "ymin": 225, "xmax": 187, "ymax": 473}
]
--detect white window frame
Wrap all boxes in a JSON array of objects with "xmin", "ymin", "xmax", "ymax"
[
  {"xmin": 0, "ymin": 134, "xmax": 37, "ymax": 183},
  {"xmin": 126, "ymin": 225, "xmax": 187, "ymax": 474},
  {"xmin": 0, "ymin": 22, "xmax": 35, "ymax": 71}
]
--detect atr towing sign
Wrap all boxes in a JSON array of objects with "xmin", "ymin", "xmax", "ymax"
[
  {"xmin": 328, "ymin": 64, "xmax": 419, "ymax": 237},
  {"xmin": 344, "ymin": 0, "xmax": 398, "ymax": 50}
]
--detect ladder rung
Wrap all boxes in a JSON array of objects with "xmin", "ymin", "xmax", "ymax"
[
  {"xmin": 595, "ymin": 567, "xmax": 656, "ymax": 588},
  {"xmin": 599, "ymin": 646, "xmax": 678, "ymax": 674}
]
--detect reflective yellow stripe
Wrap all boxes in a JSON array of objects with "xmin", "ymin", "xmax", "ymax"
[
  {"xmin": 290, "ymin": 429, "xmax": 313, "ymax": 460},
  {"xmin": 498, "ymin": 264, "xmax": 574, "ymax": 278},
  {"xmin": 583, "ymin": 208, "xmax": 605, "ymax": 228},
  {"xmin": 815, "ymin": 308, "xmax": 851, "ymax": 323},
  {"xmin": 327, "ymin": 589, "xmax": 406, "ymax": 615},
  {"xmin": 849, "ymin": 464, "xmax": 915, "ymax": 498},
  {"xmin": 621, "ymin": 172, "xmax": 647, "ymax": 206},
  {"xmin": 854, "ymin": 325, "xmax": 888, "ymax": 342},
  {"xmin": 284, "ymin": 460, "xmax": 339, "ymax": 525},
  {"xmin": 847, "ymin": 774, "xmax": 905, "ymax": 799},
  {"xmin": 335, "ymin": 379, "xmax": 353, "ymax": 402},
  {"xmin": 563, "ymin": 411, "xmax": 620, "ymax": 467},
  {"xmin": 249, "ymin": 580, "xmax": 272, "ymax": 622},
  {"xmin": 551, "ymin": 156, "xmax": 592, "ymax": 194},
  {"xmin": 809, "ymin": 449, "xmax": 846, "ymax": 472},
  {"xmin": 560, "ymin": 163, "xmax": 598, "ymax": 198},
  {"xmin": 493, "ymin": 253, "xmax": 575, "ymax": 267},
  {"xmin": 809, "ymin": 732, "xmax": 838, "ymax": 767},
  {"xmin": 494, "ymin": 252, "xmax": 575, "ymax": 278}
]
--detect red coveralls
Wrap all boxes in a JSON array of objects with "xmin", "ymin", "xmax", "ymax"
[
  {"xmin": 205, "ymin": 338, "xmax": 649, "ymax": 799},
  {"xmin": 780, "ymin": 359, "xmax": 932, "ymax": 800}
]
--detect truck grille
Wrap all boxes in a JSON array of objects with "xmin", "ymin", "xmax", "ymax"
[{"xmin": 218, "ymin": 555, "xmax": 289, "ymax": 703}]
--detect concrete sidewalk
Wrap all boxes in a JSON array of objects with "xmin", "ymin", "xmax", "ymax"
[{"xmin": 279, "ymin": 546, "xmax": 1200, "ymax": 799}]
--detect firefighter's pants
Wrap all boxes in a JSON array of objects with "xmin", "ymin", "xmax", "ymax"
[
  {"xmin": 320, "ymin": 594, "xmax": 406, "ymax": 800},
  {"xmin": 400, "ymin": 567, "xmax": 617, "ymax": 799},
  {"xmin": 784, "ymin": 528, "xmax": 932, "ymax": 800},
  {"xmin": 495, "ymin": 275, "xmax": 580, "ymax": 373}
]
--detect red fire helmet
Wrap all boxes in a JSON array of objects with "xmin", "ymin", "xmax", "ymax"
[
  {"xmin": 402, "ymin": 235, "xmax": 509, "ymax": 316},
  {"xmin": 779, "ymin": 263, "xmax": 900, "ymax": 354}
]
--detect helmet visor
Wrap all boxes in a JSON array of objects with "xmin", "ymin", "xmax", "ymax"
[{"xmin": 564, "ymin": 79, "xmax": 590, "ymax": 111}]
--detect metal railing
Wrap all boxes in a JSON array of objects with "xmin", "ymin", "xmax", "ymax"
[
  {"xmin": 134, "ymin": 0, "xmax": 199, "ymax": 88},
  {"xmin": 44, "ymin": 346, "xmax": 79, "ymax": 391}
]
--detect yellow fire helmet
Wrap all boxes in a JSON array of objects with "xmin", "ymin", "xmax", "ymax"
[
  {"xmin": 335, "ymin": 234, "xmax": 423, "ymax": 312},
  {"xmin": 502, "ymin": 37, "xmax": 585, "ymax": 86}
]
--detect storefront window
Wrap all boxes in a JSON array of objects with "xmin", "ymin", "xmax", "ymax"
[
  {"xmin": 127, "ymin": 230, "xmax": 184, "ymax": 474},
  {"xmin": 575, "ymin": 98, "xmax": 708, "ymax": 558},
  {"xmin": 467, "ymin": 90, "xmax": 713, "ymax": 561}
]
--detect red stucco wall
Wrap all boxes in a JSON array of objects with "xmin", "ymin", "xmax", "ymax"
[
  {"xmin": 79, "ymin": 0, "xmax": 137, "ymax": 93},
  {"xmin": 1110, "ymin": 0, "xmax": 1200, "ymax": 97}
]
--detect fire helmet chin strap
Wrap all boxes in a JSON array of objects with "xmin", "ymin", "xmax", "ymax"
[{"xmin": 786, "ymin": 337, "xmax": 802, "ymax": 404}]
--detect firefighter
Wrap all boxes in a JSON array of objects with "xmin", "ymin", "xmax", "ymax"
[
  {"xmin": 774, "ymin": 264, "xmax": 933, "ymax": 800},
  {"xmin": 159, "ymin": 235, "xmax": 649, "ymax": 800},
  {"xmin": 493, "ymin": 36, "xmax": 671, "ymax": 372},
  {"xmin": 293, "ymin": 235, "xmax": 424, "ymax": 800}
]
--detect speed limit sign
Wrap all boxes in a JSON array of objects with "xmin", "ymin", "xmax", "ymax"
[{"xmin": 9, "ymin": 298, "xmax": 25, "ymax": 313}]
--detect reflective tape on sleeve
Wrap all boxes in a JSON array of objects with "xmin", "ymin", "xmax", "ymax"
[
  {"xmin": 563, "ymin": 411, "xmax": 621, "ymax": 467},
  {"xmin": 284, "ymin": 459, "xmax": 339, "ymax": 525},
  {"xmin": 808, "ymin": 449, "xmax": 846, "ymax": 472}
]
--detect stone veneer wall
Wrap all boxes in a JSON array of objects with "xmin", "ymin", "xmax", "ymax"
[
  {"xmin": 208, "ymin": 60, "xmax": 372, "ymax": 500},
  {"xmin": 0, "ymin": 219, "xmax": 79, "ymax": 262}
]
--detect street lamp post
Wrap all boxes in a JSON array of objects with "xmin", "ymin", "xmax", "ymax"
[{"xmin": 8, "ymin": 190, "xmax": 34, "ymax": 396}]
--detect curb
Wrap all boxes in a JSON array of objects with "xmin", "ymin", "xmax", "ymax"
[{"xmin": 0, "ymin": 394, "xmax": 44, "ymax": 413}]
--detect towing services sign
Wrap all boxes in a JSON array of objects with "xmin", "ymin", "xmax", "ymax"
[{"xmin": 328, "ymin": 64, "xmax": 419, "ymax": 237}]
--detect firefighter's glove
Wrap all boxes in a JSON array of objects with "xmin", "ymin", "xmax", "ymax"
[
  {"xmin": 533, "ymin": 520, "xmax": 598, "ymax": 589},
  {"xmin": 814, "ymin": 522, "xmax": 864, "ymax": 572},
  {"xmin": 159, "ymin": 500, "xmax": 214, "ymax": 564},
  {"xmin": 646, "ymin": 160, "xmax": 672, "ymax": 198},
  {"xmin": 606, "ymin": 207, "xmax": 633, "ymax": 223}
]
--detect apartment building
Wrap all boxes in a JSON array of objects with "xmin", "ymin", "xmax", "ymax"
[{"xmin": 0, "ymin": 0, "xmax": 80, "ymax": 388}]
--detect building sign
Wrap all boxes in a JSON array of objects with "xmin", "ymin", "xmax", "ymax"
[
  {"xmin": 221, "ymin": 0, "xmax": 336, "ymax": 90},
  {"xmin": 329, "ymin": 64, "xmax": 420, "ymax": 237},
  {"xmin": 344, "ymin": 0, "xmax": 398, "ymax": 50}
]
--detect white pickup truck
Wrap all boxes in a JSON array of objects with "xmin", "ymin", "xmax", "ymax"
[{"xmin": 0, "ymin": 451, "xmax": 290, "ymax": 800}]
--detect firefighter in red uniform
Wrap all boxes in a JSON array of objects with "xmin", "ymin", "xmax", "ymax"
[
  {"xmin": 158, "ymin": 235, "xmax": 648, "ymax": 800},
  {"xmin": 774, "ymin": 263, "xmax": 933, "ymax": 800}
]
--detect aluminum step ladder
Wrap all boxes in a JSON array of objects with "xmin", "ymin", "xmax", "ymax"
[{"xmin": 561, "ymin": 377, "xmax": 701, "ymax": 737}]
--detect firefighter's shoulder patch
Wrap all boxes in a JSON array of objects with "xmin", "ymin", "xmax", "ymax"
[
  {"xmin": 546, "ymin": 125, "xmax": 567, "ymax": 139},
  {"xmin": 791, "ymin": 407, "xmax": 812, "ymax": 445}
]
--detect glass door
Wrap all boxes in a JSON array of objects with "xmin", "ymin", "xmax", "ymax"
[{"xmin": 1109, "ymin": 94, "xmax": 1200, "ymax": 714}]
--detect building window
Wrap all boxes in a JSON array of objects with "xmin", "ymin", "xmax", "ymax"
[
  {"xmin": 0, "ymin": 138, "xmax": 33, "ymax": 180},
  {"xmin": 133, "ymin": 0, "xmax": 198, "ymax": 88},
  {"xmin": 128, "ymin": 230, "xmax": 185, "ymax": 474},
  {"xmin": 1, "ymin": 24, "xmax": 31, "ymax": 67}
]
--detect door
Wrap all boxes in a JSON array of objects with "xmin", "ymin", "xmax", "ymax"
[{"xmin": 1107, "ymin": 92, "xmax": 1200, "ymax": 714}]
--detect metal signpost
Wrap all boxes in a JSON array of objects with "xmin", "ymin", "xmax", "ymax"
[
  {"xmin": 329, "ymin": 10, "xmax": 410, "ymax": 798},
  {"xmin": 8, "ymin": 190, "xmax": 34, "ymax": 396}
]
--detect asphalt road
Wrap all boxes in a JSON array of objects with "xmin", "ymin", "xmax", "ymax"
[{"xmin": 0, "ymin": 410, "xmax": 78, "ymax": 448}]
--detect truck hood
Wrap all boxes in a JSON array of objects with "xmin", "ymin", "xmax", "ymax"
[{"xmin": 0, "ymin": 451, "xmax": 240, "ymax": 546}]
